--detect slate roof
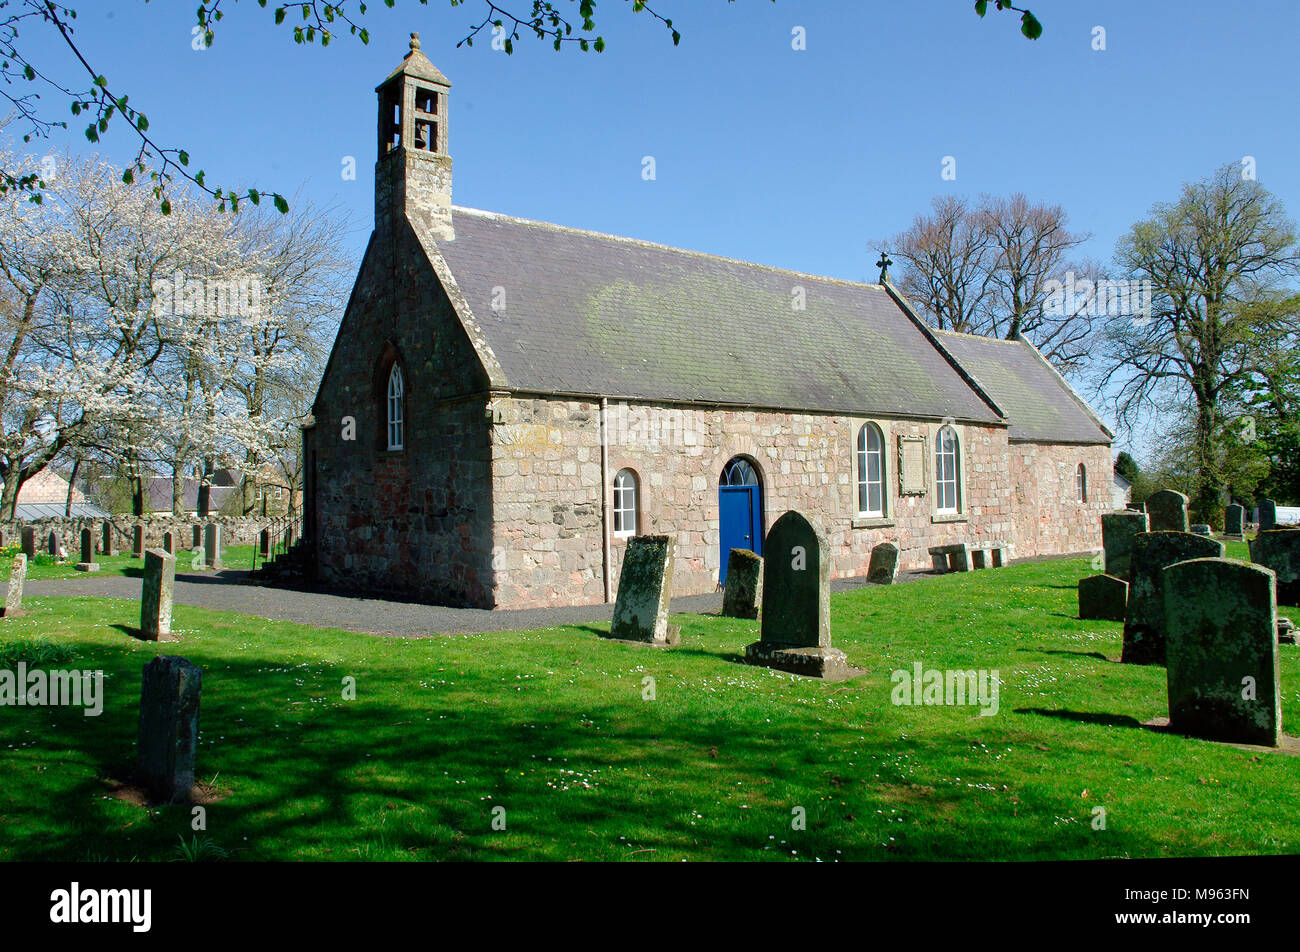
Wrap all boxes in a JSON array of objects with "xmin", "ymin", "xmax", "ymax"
[
  {"xmin": 14, "ymin": 502, "xmax": 109, "ymax": 520},
  {"xmin": 436, "ymin": 208, "xmax": 1004, "ymax": 425},
  {"xmin": 931, "ymin": 330, "xmax": 1112, "ymax": 444}
]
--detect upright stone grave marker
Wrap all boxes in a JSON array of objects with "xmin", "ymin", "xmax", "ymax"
[
  {"xmin": 721, "ymin": 548, "xmax": 762, "ymax": 620},
  {"xmin": 744, "ymin": 510, "xmax": 859, "ymax": 679},
  {"xmin": 101, "ymin": 521, "xmax": 113, "ymax": 556},
  {"xmin": 162, "ymin": 531, "xmax": 174, "ymax": 555},
  {"xmin": 203, "ymin": 523, "xmax": 222, "ymax": 571},
  {"xmin": 1225, "ymin": 504, "xmax": 1245, "ymax": 540},
  {"xmin": 1102, "ymin": 510, "xmax": 1148, "ymax": 580},
  {"xmin": 20, "ymin": 527, "xmax": 35, "ymax": 560},
  {"xmin": 867, "ymin": 542, "xmax": 900, "ymax": 584},
  {"xmin": 605, "ymin": 535, "xmax": 679, "ymax": 645},
  {"xmin": 1079, "ymin": 574, "xmax": 1128, "ymax": 621},
  {"xmin": 2, "ymin": 553, "xmax": 26, "ymax": 617},
  {"xmin": 1249, "ymin": 529, "xmax": 1300, "ymax": 605},
  {"xmin": 137, "ymin": 656, "xmax": 202, "ymax": 803},
  {"xmin": 1122, "ymin": 531, "xmax": 1224, "ymax": 665},
  {"xmin": 1259, "ymin": 498, "xmax": 1278, "ymax": 532},
  {"xmin": 132, "ymin": 525, "xmax": 144, "ymax": 559},
  {"xmin": 140, "ymin": 549, "xmax": 177, "ymax": 642},
  {"xmin": 191, "ymin": 524, "xmax": 202, "ymax": 549},
  {"xmin": 75, "ymin": 527, "xmax": 99, "ymax": 572},
  {"xmin": 1146, "ymin": 489, "xmax": 1190, "ymax": 533},
  {"xmin": 47, "ymin": 530, "xmax": 60, "ymax": 557},
  {"xmin": 1164, "ymin": 558, "xmax": 1280, "ymax": 747},
  {"xmin": 259, "ymin": 528, "xmax": 270, "ymax": 559}
]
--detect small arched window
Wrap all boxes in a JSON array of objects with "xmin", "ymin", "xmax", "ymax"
[
  {"xmin": 386, "ymin": 363, "xmax": 405, "ymax": 450},
  {"xmin": 1077, "ymin": 463, "xmax": 1087, "ymax": 503},
  {"xmin": 720, "ymin": 457, "xmax": 760, "ymax": 487},
  {"xmin": 935, "ymin": 425, "xmax": 961, "ymax": 514},
  {"xmin": 613, "ymin": 468, "xmax": 638, "ymax": 538},
  {"xmin": 856, "ymin": 423, "xmax": 885, "ymax": 517}
]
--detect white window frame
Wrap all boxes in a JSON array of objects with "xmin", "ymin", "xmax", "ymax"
[
  {"xmin": 613, "ymin": 468, "xmax": 638, "ymax": 538},
  {"xmin": 935, "ymin": 425, "xmax": 961, "ymax": 514},
  {"xmin": 387, "ymin": 364, "xmax": 405, "ymax": 451},
  {"xmin": 856, "ymin": 423, "xmax": 885, "ymax": 517},
  {"xmin": 1077, "ymin": 463, "xmax": 1087, "ymax": 503}
]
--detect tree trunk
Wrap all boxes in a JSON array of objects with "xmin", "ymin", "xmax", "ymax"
[
  {"xmin": 64, "ymin": 457, "xmax": 80, "ymax": 517},
  {"xmin": 171, "ymin": 463, "xmax": 186, "ymax": 517},
  {"xmin": 197, "ymin": 456, "xmax": 213, "ymax": 519}
]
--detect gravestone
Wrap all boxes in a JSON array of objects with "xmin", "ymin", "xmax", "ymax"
[
  {"xmin": 1101, "ymin": 510, "xmax": 1148, "ymax": 580},
  {"xmin": 1079, "ymin": 574, "xmax": 1128, "ymax": 621},
  {"xmin": 20, "ymin": 527, "xmax": 35, "ymax": 559},
  {"xmin": 191, "ymin": 524, "xmax": 202, "ymax": 548},
  {"xmin": 137, "ymin": 656, "xmax": 202, "ymax": 803},
  {"xmin": 2, "ymin": 553, "xmax": 26, "ymax": 617},
  {"xmin": 1260, "ymin": 499, "xmax": 1277, "ymax": 532},
  {"xmin": 1190, "ymin": 523, "xmax": 1212, "ymax": 537},
  {"xmin": 101, "ymin": 521, "xmax": 113, "ymax": 556},
  {"xmin": 140, "ymin": 549, "xmax": 177, "ymax": 642},
  {"xmin": 75, "ymin": 527, "xmax": 99, "ymax": 572},
  {"xmin": 1146, "ymin": 489, "xmax": 1190, "ymax": 533},
  {"xmin": 1122, "ymin": 531, "xmax": 1224, "ymax": 665},
  {"xmin": 744, "ymin": 510, "xmax": 858, "ymax": 679},
  {"xmin": 867, "ymin": 542, "xmax": 900, "ymax": 584},
  {"xmin": 606, "ymin": 535, "xmax": 679, "ymax": 645},
  {"xmin": 721, "ymin": 548, "xmax": 763, "ymax": 619},
  {"xmin": 259, "ymin": 528, "xmax": 270, "ymax": 559},
  {"xmin": 1249, "ymin": 529, "xmax": 1300, "ymax": 604},
  {"xmin": 1164, "ymin": 558, "xmax": 1280, "ymax": 747},
  {"xmin": 203, "ymin": 523, "xmax": 222, "ymax": 571},
  {"xmin": 1225, "ymin": 504, "xmax": 1245, "ymax": 539},
  {"xmin": 47, "ymin": 530, "xmax": 60, "ymax": 557},
  {"xmin": 132, "ymin": 525, "xmax": 144, "ymax": 559},
  {"xmin": 162, "ymin": 531, "xmax": 174, "ymax": 555}
]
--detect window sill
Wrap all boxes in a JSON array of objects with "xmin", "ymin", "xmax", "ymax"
[
  {"xmin": 851, "ymin": 517, "xmax": 894, "ymax": 530},
  {"xmin": 931, "ymin": 513, "xmax": 968, "ymax": 525}
]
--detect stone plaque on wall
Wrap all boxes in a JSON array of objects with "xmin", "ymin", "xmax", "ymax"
[{"xmin": 898, "ymin": 435, "xmax": 927, "ymax": 496}]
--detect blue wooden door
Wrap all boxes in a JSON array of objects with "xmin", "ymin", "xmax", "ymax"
[{"xmin": 718, "ymin": 484, "xmax": 762, "ymax": 584}]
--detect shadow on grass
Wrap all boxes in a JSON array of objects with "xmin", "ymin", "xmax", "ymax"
[
  {"xmin": 1016, "ymin": 648, "xmax": 1114, "ymax": 662},
  {"xmin": 1016, "ymin": 707, "xmax": 1143, "ymax": 729}
]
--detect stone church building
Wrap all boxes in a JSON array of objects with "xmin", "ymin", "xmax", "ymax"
[{"xmin": 303, "ymin": 37, "xmax": 1114, "ymax": 609}]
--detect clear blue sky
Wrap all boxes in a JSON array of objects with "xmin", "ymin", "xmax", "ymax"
[{"xmin": 18, "ymin": 0, "xmax": 1299, "ymax": 453}]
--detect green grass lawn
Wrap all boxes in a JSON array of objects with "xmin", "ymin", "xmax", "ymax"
[
  {"xmin": 1, "ymin": 544, "xmax": 258, "ymax": 581},
  {"xmin": 0, "ymin": 548, "xmax": 1296, "ymax": 863}
]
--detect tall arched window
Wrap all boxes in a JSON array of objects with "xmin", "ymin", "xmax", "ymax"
[
  {"xmin": 935, "ymin": 425, "xmax": 961, "ymax": 514},
  {"xmin": 613, "ymin": 468, "xmax": 638, "ymax": 538},
  {"xmin": 1077, "ymin": 463, "xmax": 1088, "ymax": 503},
  {"xmin": 856, "ymin": 423, "xmax": 885, "ymax": 517},
  {"xmin": 386, "ymin": 363, "xmax": 405, "ymax": 450}
]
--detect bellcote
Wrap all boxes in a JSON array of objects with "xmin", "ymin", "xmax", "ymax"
[{"xmin": 375, "ymin": 33, "xmax": 453, "ymax": 240}]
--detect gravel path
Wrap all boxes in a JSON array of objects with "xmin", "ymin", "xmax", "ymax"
[{"xmin": 23, "ymin": 567, "xmax": 930, "ymax": 638}]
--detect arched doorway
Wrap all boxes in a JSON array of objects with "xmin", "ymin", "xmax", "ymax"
[{"xmin": 718, "ymin": 456, "xmax": 764, "ymax": 584}]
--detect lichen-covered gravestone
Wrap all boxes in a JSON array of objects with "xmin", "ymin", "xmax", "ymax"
[
  {"xmin": 1249, "ymin": 529, "xmax": 1300, "ymax": 605},
  {"xmin": 75, "ymin": 527, "xmax": 99, "ymax": 572},
  {"xmin": 867, "ymin": 542, "xmax": 900, "ymax": 584},
  {"xmin": 721, "ymin": 548, "xmax": 762, "ymax": 619},
  {"xmin": 20, "ymin": 527, "xmax": 35, "ymax": 560},
  {"xmin": 2, "ymin": 553, "xmax": 26, "ymax": 618},
  {"xmin": 1122, "ymin": 531, "xmax": 1224, "ymax": 665},
  {"xmin": 101, "ymin": 521, "xmax": 113, "ymax": 556},
  {"xmin": 137, "ymin": 656, "xmax": 202, "ymax": 803},
  {"xmin": 744, "ymin": 510, "xmax": 859, "ymax": 679},
  {"xmin": 606, "ymin": 535, "xmax": 679, "ymax": 645},
  {"xmin": 1164, "ymin": 558, "xmax": 1280, "ymax": 747},
  {"xmin": 1259, "ymin": 499, "xmax": 1277, "ymax": 532},
  {"xmin": 1101, "ymin": 510, "xmax": 1148, "ymax": 580},
  {"xmin": 1146, "ymin": 489, "xmax": 1190, "ymax": 533},
  {"xmin": 140, "ymin": 549, "xmax": 177, "ymax": 642},
  {"xmin": 1225, "ymin": 504, "xmax": 1245, "ymax": 539},
  {"xmin": 132, "ymin": 525, "xmax": 144, "ymax": 559},
  {"xmin": 203, "ymin": 523, "xmax": 222, "ymax": 571},
  {"xmin": 1079, "ymin": 574, "xmax": 1128, "ymax": 621}
]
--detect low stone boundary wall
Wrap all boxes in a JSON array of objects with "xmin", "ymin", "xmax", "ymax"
[{"xmin": 1, "ymin": 516, "xmax": 271, "ymax": 553}]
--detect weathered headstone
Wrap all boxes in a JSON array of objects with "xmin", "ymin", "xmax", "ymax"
[
  {"xmin": 1146, "ymin": 489, "xmax": 1190, "ymax": 533},
  {"xmin": 744, "ymin": 510, "xmax": 858, "ymax": 679},
  {"xmin": 1164, "ymin": 558, "xmax": 1280, "ymax": 747},
  {"xmin": 1101, "ymin": 510, "xmax": 1148, "ymax": 580},
  {"xmin": 47, "ymin": 530, "xmax": 60, "ymax": 557},
  {"xmin": 132, "ymin": 524, "xmax": 144, "ymax": 559},
  {"xmin": 259, "ymin": 528, "xmax": 270, "ymax": 559},
  {"xmin": 75, "ymin": 527, "xmax": 99, "ymax": 572},
  {"xmin": 721, "ymin": 548, "xmax": 762, "ymax": 619},
  {"xmin": 100, "ymin": 521, "xmax": 113, "ymax": 556},
  {"xmin": 1259, "ymin": 499, "xmax": 1277, "ymax": 532},
  {"xmin": 867, "ymin": 542, "xmax": 900, "ymax": 584},
  {"xmin": 20, "ymin": 526, "xmax": 35, "ymax": 560},
  {"xmin": 2, "ymin": 553, "xmax": 26, "ymax": 617},
  {"xmin": 1122, "ymin": 531, "xmax": 1225, "ymax": 665},
  {"xmin": 191, "ymin": 524, "xmax": 202, "ymax": 548},
  {"xmin": 606, "ymin": 535, "xmax": 679, "ymax": 645},
  {"xmin": 1079, "ymin": 574, "xmax": 1128, "ymax": 621},
  {"xmin": 1225, "ymin": 504, "xmax": 1245, "ymax": 539},
  {"xmin": 203, "ymin": 523, "xmax": 222, "ymax": 571},
  {"xmin": 1249, "ymin": 529, "xmax": 1300, "ymax": 605},
  {"xmin": 140, "ymin": 548, "xmax": 177, "ymax": 642},
  {"xmin": 1190, "ymin": 523, "xmax": 1213, "ymax": 537},
  {"xmin": 137, "ymin": 655, "xmax": 202, "ymax": 803},
  {"xmin": 162, "ymin": 531, "xmax": 174, "ymax": 555}
]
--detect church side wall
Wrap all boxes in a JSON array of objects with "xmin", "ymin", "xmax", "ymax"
[{"xmin": 1008, "ymin": 441, "xmax": 1113, "ymax": 561}]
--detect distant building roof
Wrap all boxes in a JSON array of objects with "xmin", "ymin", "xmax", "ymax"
[
  {"xmin": 15, "ymin": 501, "xmax": 109, "ymax": 519},
  {"xmin": 145, "ymin": 477, "xmax": 238, "ymax": 514}
]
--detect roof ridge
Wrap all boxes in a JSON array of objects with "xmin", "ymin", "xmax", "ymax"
[
  {"xmin": 932, "ymin": 328, "xmax": 1023, "ymax": 345},
  {"xmin": 450, "ymin": 205, "xmax": 883, "ymax": 291}
]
